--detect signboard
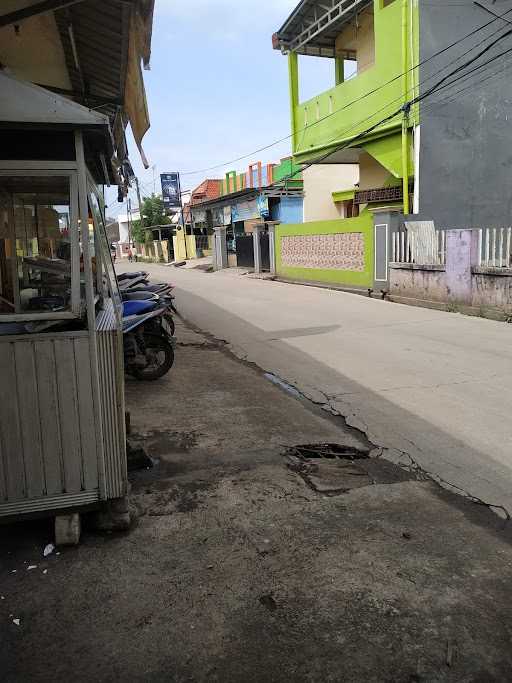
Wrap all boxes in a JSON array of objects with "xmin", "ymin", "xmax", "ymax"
[
  {"xmin": 212, "ymin": 206, "xmax": 232, "ymax": 226},
  {"xmin": 160, "ymin": 172, "xmax": 181, "ymax": 211},
  {"xmin": 257, "ymin": 195, "xmax": 269, "ymax": 218},
  {"xmin": 231, "ymin": 199, "xmax": 260, "ymax": 222}
]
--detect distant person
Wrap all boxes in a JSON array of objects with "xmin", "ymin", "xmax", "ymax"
[{"xmin": 128, "ymin": 248, "xmax": 133, "ymax": 263}]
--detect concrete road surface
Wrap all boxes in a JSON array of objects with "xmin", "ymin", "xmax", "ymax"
[{"xmin": 121, "ymin": 263, "xmax": 512, "ymax": 514}]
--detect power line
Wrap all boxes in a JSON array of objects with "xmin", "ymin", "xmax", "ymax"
[
  {"xmin": 180, "ymin": 5, "xmax": 512, "ymax": 177},
  {"xmin": 253, "ymin": 28, "xmax": 512, "ymax": 192}
]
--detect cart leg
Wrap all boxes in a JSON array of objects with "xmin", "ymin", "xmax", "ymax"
[
  {"xmin": 92, "ymin": 496, "xmax": 131, "ymax": 532},
  {"xmin": 55, "ymin": 512, "xmax": 81, "ymax": 546}
]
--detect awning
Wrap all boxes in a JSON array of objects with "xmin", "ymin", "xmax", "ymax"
[
  {"xmin": 363, "ymin": 133, "xmax": 409, "ymax": 179},
  {"xmin": 273, "ymin": 0, "xmax": 372, "ymax": 57},
  {"xmin": 0, "ymin": 0, "xmax": 155, "ymax": 168},
  {"xmin": 0, "ymin": 70, "xmax": 108, "ymax": 127},
  {"xmin": 332, "ymin": 189, "xmax": 356, "ymax": 203}
]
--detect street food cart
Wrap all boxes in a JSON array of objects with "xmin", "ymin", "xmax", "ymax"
[{"xmin": 0, "ymin": 72, "xmax": 128, "ymax": 539}]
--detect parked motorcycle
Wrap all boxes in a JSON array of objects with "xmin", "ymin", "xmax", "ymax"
[
  {"xmin": 122, "ymin": 292, "xmax": 176, "ymax": 336},
  {"xmin": 123, "ymin": 306, "xmax": 175, "ymax": 381},
  {"xmin": 118, "ymin": 271, "xmax": 149, "ymax": 282}
]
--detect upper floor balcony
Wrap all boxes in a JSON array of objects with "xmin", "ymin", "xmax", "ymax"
[{"xmin": 273, "ymin": 0, "xmax": 418, "ymax": 164}]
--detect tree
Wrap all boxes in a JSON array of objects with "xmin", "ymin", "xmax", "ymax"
[{"xmin": 131, "ymin": 194, "xmax": 171, "ymax": 245}]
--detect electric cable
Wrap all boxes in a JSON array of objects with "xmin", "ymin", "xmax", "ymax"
[{"xmin": 180, "ymin": 5, "xmax": 512, "ymax": 176}]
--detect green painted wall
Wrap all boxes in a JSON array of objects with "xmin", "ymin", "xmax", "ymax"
[
  {"xmin": 275, "ymin": 211, "xmax": 374, "ymax": 288},
  {"xmin": 289, "ymin": 0, "xmax": 419, "ymax": 164},
  {"xmin": 273, "ymin": 157, "xmax": 303, "ymax": 183}
]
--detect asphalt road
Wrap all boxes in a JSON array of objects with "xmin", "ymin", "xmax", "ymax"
[{"xmin": 121, "ymin": 262, "xmax": 512, "ymax": 514}]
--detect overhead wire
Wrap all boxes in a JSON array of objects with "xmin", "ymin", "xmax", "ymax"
[
  {"xmin": 252, "ymin": 23, "xmax": 512, "ymax": 191},
  {"xmin": 179, "ymin": 4, "xmax": 512, "ymax": 177}
]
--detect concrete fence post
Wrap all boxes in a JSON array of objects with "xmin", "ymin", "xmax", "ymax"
[
  {"xmin": 213, "ymin": 226, "xmax": 228, "ymax": 271},
  {"xmin": 268, "ymin": 223, "xmax": 279, "ymax": 276},
  {"xmin": 252, "ymin": 224, "xmax": 264, "ymax": 274},
  {"xmin": 445, "ymin": 229, "xmax": 480, "ymax": 304}
]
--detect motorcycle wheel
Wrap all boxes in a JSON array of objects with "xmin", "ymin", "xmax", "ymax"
[
  {"xmin": 131, "ymin": 333, "xmax": 175, "ymax": 381},
  {"xmin": 164, "ymin": 313, "xmax": 175, "ymax": 337}
]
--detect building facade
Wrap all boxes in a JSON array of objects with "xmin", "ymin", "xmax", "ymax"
[{"xmin": 273, "ymin": 0, "xmax": 512, "ymax": 291}]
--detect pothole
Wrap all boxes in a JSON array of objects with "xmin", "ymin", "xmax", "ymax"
[{"xmin": 284, "ymin": 444, "xmax": 373, "ymax": 495}]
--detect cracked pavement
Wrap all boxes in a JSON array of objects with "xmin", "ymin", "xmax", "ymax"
[
  {"xmin": 3, "ymin": 316, "xmax": 512, "ymax": 681},
  {"xmin": 122, "ymin": 263, "xmax": 512, "ymax": 514}
]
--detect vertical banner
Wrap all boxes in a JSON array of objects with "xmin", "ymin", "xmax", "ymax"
[{"xmin": 160, "ymin": 172, "xmax": 182, "ymax": 212}]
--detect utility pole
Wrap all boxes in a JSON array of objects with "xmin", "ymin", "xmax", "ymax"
[
  {"xmin": 127, "ymin": 197, "xmax": 132, "ymax": 247},
  {"xmin": 134, "ymin": 177, "xmax": 143, "ymax": 222}
]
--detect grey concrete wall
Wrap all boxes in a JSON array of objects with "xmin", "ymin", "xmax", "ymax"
[
  {"xmin": 390, "ymin": 264, "xmax": 447, "ymax": 301},
  {"xmin": 472, "ymin": 269, "xmax": 512, "ymax": 312},
  {"xmin": 390, "ymin": 264, "xmax": 512, "ymax": 313},
  {"xmin": 419, "ymin": 0, "xmax": 512, "ymax": 229}
]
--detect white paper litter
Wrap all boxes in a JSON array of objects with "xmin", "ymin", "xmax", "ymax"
[
  {"xmin": 43, "ymin": 570, "xmax": 48, "ymax": 575},
  {"xmin": 12, "ymin": 618, "xmax": 20, "ymax": 626},
  {"xmin": 27, "ymin": 565, "xmax": 37, "ymax": 571},
  {"xmin": 43, "ymin": 544, "xmax": 55, "ymax": 557}
]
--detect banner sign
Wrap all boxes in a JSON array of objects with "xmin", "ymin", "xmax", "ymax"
[
  {"xmin": 192, "ymin": 208, "xmax": 207, "ymax": 226},
  {"xmin": 231, "ymin": 199, "xmax": 260, "ymax": 222},
  {"xmin": 257, "ymin": 195, "xmax": 269, "ymax": 218},
  {"xmin": 212, "ymin": 206, "xmax": 232, "ymax": 226},
  {"xmin": 160, "ymin": 172, "xmax": 181, "ymax": 211}
]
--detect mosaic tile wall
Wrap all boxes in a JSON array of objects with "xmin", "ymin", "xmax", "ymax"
[{"xmin": 281, "ymin": 233, "xmax": 365, "ymax": 271}]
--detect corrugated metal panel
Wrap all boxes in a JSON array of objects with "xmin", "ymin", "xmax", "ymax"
[
  {"xmin": 0, "ymin": 331, "xmax": 101, "ymax": 516},
  {"xmin": 0, "ymin": 490, "xmax": 99, "ymax": 517},
  {"xmin": 96, "ymin": 303, "xmax": 127, "ymax": 499}
]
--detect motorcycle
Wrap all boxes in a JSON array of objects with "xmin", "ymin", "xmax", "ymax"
[
  {"xmin": 122, "ymin": 293, "xmax": 176, "ymax": 336},
  {"xmin": 123, "ymin": 306, "xmax": 175, "ymax": 381}
]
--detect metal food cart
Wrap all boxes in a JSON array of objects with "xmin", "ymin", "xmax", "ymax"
[{"xmin": 0, "ymin": 72, "xmax": 128, "ymax": 541}]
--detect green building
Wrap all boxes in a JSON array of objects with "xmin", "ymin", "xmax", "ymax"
[
  {"xmin": 272, "ymin": 0, "xmax": 417, "ymax": 291},
  {"xmin": 272, "ymin": 0, "xmax": 512, "ymax": 291}
]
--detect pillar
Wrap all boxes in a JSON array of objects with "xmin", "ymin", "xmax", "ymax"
[
  {"xmin": 253, "ymin": 224, "xmax": 264, "ymax": 274},
  {"xmin": 288, "ymin": 52, "xmax": 299, "ymax": 151},
  {"xmin": 445, "ymin": 229, "xmax": 480, "ymax": 304},
  {"xmin": 213, "ymin": 226, "xmax": 228, "ymax": 271},
  {"xmin": 268, "ymin": 223, "xmax": 280, "ymax": 276}
]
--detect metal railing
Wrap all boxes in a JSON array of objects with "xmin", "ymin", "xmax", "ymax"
[
  {"xmin": 391, "ymin": 229, "xmax": 446, "ymax": 266},
  {"xmin": 478, "ymin": 227, "xmax": 512, "ymax": 268}
]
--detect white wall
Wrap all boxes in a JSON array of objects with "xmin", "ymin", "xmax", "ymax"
[
  {"xmin": 117, "ymin": 210, "xmax": 140, "ymax": 244},
  {"xmin": 303, "ymin": 164, "xmax": 359, "ymax": 222}
]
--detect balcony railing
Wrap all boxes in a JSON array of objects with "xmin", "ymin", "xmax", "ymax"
[{"xmin": 291, "ymin": 0, "xmax": 416, "ymax": 160}]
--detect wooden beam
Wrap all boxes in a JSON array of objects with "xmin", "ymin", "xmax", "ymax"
[{"xmin": 0, "ymin": 0, "xmax": 87, "ymax": 28}]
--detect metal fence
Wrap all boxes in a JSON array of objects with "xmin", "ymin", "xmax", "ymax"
[
  {"xmin": 478, "ymin": 227, "xmax": 512, "ymax": 268},
  {"xmin": 391, "ymin": 229, "xmax": 446, "ymax": 266}
]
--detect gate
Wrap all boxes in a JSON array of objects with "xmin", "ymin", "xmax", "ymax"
[{"xmin": 236, "ymin": 235, "xmax": 254, "ymax": 268}]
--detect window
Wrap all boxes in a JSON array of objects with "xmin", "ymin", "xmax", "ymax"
[
  {"xmin": 88, "ymin": 184, "xmax": 122, "ymax": 320},
  {"xmin": 343, "ymin": 199, "xmax": 359, "ymax": 218},
  {"xmin": 0, "ymin": 175, "xmax": 74, "ymax": 316}
]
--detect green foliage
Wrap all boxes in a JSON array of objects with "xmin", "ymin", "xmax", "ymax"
[
  {"xmin": 131, "ymin": 219, "xmax": 150, "ymax": 245},
  {"xmin": 131, "ymin": 194, "xmax": 171, "ymax": 245},
  {"xmin": 140, "ymin": 194, "xmax": 171, "ymax": 228}
]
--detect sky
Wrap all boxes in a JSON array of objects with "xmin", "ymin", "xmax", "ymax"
[{"xmin": 113, "ymin": 0, "xmax": 336, "ymax": 215}]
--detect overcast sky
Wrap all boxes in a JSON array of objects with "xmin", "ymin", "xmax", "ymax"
[{"xmin": 112, "ymin": 0, "xmax": 335, "ymax": 214}]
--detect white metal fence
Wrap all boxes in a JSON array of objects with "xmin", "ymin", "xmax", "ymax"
[
  {"xmin": 478, "ymin": 227, "xmax": 512, "ymax": 268},
  {"xmin": 391, "ymin": 229, "xmax": 446, "ymax": 266}
]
